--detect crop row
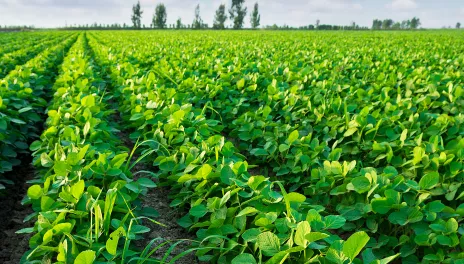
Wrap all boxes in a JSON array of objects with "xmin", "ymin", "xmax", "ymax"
[
  {"xmin": 22, "ymin": 33, "xmax": 161, "ymax": 263},
  {"xmin": 0, "ymin": 33, "xmax": 77, "ymax": 188},
  {"xmin": 88, "ymin": 31, "xmax": 464, "ymax": 263},
  {"xmin": 0, "ymin": 32, "xmax": 53, "ymax": 57},
  {"xmin": 0, "ymin": 33, "xmax": 73, "ymax": 78}
]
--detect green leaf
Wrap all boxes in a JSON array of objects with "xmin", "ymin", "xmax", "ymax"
[
  {"xmin": 190, "ymin": 204, "xmax": 207, "ymax": 218},
  {"xmin": 81, "ymin": 95, "xmax": 95, "ymax": 107},
  {"xmin": 106, "ymin": 227, "xmax": 126, "ymax": 255},
  {"xmin": 27, "ymin": 185, "xmax": 43, "ymax": 199},
  {"xmin": 236, "ymin": 207, "xmax": 258, "ymax": 217},
  {"xmin": 236, "ymin": 78, "xmax": 245, "ymax": 89},
  {"xmin": 305, "ymin": 232, "xmax": 330, "ymax": 243},
  {"xmin": 294, "ymin": 221, "xmax": 311, "ymax": 247},
  {"xmin": 75, "ymin": 250, "xmax": 96, "ymax": 264},
  {"xmin": 242, "ymin": 228, "xmax": 261, "ymax": 242},
  {"xmin": 324, "ymin": 215, "xmax": 346, "ymax": 229},
  {"xmin": 247, "ymin": 176, "xmax": 267, "ymax": 191},
  {"xmin": 265, "ymin": 251, "xmax": 289, "ymax": 264},
  {"xmin": 343, "ymin": 231, "xmax": 370, "ymax": 261},
  {"xmin": 40, "ymin": 152, "xmax": 54, "ymax": 167},
  {"xmin": 196, "ymin": 164, "xmax": 212, "ymax": 179},
  {"xmin": 250, "ymin": 148, "xmax": 268, "ymax": 156},
  {"xmin": 288, "ymin": 130, "xmax": 299, "ymax": 144},
  {"xmin": 445, "ymin": 218, "xmax": 458, "ymax": 233},
  {"xmin": 29, "ymin": 141, "xmax": 42, "ymax": 151},
  {"xmin": 419, "ymin": 171, "xmax": 439, "ymax": 190},
  {"xmin": 231, "ymin": 253, "xmax": 256, "ymax": 264},
  {"xmin": 137, "ymin": 178, "xmax": 157, "ymax": 188},
  {"xmin": 54, "ymin": 160, "xmax": 69, "ymax": 176},
  {"xmin": 371, "ymin": 198, "xmax": 393, "ymax": 214},
  {"xmin": 71, "ymin": 180, "xmax": 85, "ymax": 200},
  {"xmin": 286, "ymin": 192, "xmax": 306, "ymax": 203},
  {"xmin": 257, "ymin": 231, "xmax": 281, "ymax": 257},
  {"xmin": 279, "ymin": 144, "xmax": 289, "ymax": 152},
  {"xmin": 351, "ymin": 177, "xmax": 371, "ymax": 193},
  {"xmin": 344, "ymin": 127, "xmax": 357, "ymax": 137}
]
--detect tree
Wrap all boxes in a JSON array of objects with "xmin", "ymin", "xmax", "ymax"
[
  {"xmin": 153, "ymin": 4, "xmax": 167, "ymax": 29},
  {"xmin": 250, "ymin": 2, "xmax": 260, "ymax": 29},
  {"xmin": 176, "ymin": 18, "xmax": 182, "ymax": 29},
  {"xmin": 213, "ymin": 4, "xmax": 227, "ymax": 29},
  {"xmin": 400, "ymin": 20, "xmax": 408, "ymax": 29},
  {"xmin": 131, "ymin": 1, "xmax": 143, "ymax": 29},
  {"xmin": 410, "ymin": 17, "xmax": 421, "ymax": 29},
  {"xmin": 372, "ymin": 19, "xmax": 382, "ymax": 30},
  {"xmin": 351, "ymin": 21, "xmax": 356, "ymax": 30},
  {"xmin": 193, "ymin": 4, "xmax": 203, "ymax": 29},
  {"xmin": 456, "ymin": 22, "xmax": 461, "ymax": 29},
  {"xmin": 392, "ymin": 22, "xmax": 401, "ymax": 30},
  {"xmin": 229, "ymin": 0, "xmax": 247, "ymax": 29},
  {"xmin": 316, "ymin": 19, "xmax": 320, "ymax": 29},
  {"xmin": 382, "ymin": 19, "xmax": 393, "ymax": 30}
]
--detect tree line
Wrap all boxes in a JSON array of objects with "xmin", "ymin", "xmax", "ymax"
[
  {"xmin": 372, "ymin": 17, "xmax": 421, "ymax": 30},
  {"xmin": 130, "ymin": 0, "xmax": 258, "ymax": 30}
]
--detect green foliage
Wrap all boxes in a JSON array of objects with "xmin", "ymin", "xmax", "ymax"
[
  {"xmin": 3, "ymin": 29, "xmax": 463, "ymax": 263},
  {"xmin": 86, "ymin": 30, "xmax": 464, "ymax": 263}
]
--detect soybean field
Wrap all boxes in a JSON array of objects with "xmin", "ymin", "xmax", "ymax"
[{"xmin": 0, "ymin": 30, "xmax": 464, "ymax": 264}]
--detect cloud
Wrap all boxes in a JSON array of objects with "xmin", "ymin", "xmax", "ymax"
[
  {"xmin": 307, "ymin": 0, "xmax": 363, "ymax": 13},
  {"xmin": 387, "ymin": 0, "xmax": 417, "ymax": 11}
]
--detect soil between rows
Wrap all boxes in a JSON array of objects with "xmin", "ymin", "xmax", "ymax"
[
  {"xmin": 0, "ymin": 157, "xmax": 35, "ymax": 264},
  {"xmin": 109, "ymin": 101, "xmax": 198, "ymax": 264}
]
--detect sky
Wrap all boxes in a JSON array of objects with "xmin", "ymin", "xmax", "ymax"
[{"xmin": 0, "ymin": 0, "xmax": 462, "ymax": 29}]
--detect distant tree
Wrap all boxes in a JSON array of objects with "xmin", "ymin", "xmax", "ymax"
[
  {"xmin": 213, "ymin": 4, "xmax": 227, "ymax": 29},
  {"xmin": 372, "ymin": 19, "xmax": 382, "ymax": 30},
  {"xmin": 250, "ymin": 2, "xmax": 260, "ymax": 29},
  {"xmin": 351, "ymin": 21, "xmax": 356, "ymax": 30},
  {"xmin": 153, "ymin": 4, "xmax": 167, "ymax": 29},
  {"xmin": 316, "ymin": 19, "xmax": 320, "ymax": 29},
  {"xmin": 193, "ymin": 4, "xmax": 203, "ymax": 29},
  {"xmin": 400, "ymin": 20, "xmax": 408, "ymax": 29},
  {"xmin": 131, "ymin": 1, "xmax": 143, "ymax": 29},
  {"xmin": 229, "ymin": 0, "xmax": 247, "ymax": 29},
  {"xmin": 410, "ymin": 17, "xmax": 421, "ymax": 29},
  {"xmin": 392, "ymin": 22, "xmax": 401, "ymax": 30},
  {"xmin": 176, "ymin": 18, "xmax": 182, "ymax": 29},
  {"xmin": 456, "ymin": 22, "xmax": 461, "ymax": 29},
  {"xmin": 382, "ymin": 19, "xmax": 393, "ymax": 30}
]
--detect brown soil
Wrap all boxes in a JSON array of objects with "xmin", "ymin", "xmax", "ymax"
[{"xmin": 0, "ymin": 158, "xmax": 35, "ymax": 264}]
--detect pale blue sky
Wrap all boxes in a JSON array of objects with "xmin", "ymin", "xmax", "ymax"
[{"xmin": 0, "ymin": 0, "xmax": 462, "ymax": 28}]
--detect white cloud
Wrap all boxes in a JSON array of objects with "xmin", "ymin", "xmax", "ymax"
[
  {"xmin": 387, "ymin": 0, "xmax": 417, "ymax": 11},
  {"xmin": 307, "ymin": 0, "xmax": 363, "ymax": 13}
]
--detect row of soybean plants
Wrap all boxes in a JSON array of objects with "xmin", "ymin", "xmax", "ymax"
[
  {"xmin": 87, "ymin": 33, "xmax": 379, "ymax": 264},
  {"xmin": 21, "ymin": 33, "xmax": 158, "ymax": 263},
  {"xmin": 0, "ymin": 32, "xmax": 52, "ymax": 57},
  {"xmin": 90, "ymin": 31, "xmax": 464, "ymax": 263},
  {"xmin": 0, "ymin": 33, "xmax": 78, "ymax": 189},
  {"xmin": 0, "ymin": 32, "xmax": 74, "ymax": 78}
]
